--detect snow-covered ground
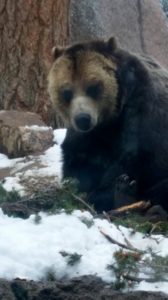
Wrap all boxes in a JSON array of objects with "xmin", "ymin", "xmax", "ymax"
[{"xmin": 0, "ymin": 128, "xmax": 168, "ymax": 294}]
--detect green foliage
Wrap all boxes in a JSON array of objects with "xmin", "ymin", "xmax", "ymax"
[
  {"xmin": 144, "ymin": 252, "xmax": 168, "ymax": 282},
  {"xmin": 107, "ymin": 250, "xmax": 142, "ymax": 289},
  {"xmin": 60, "ymin": 251, "xmax": 82, "ymax": 266},
  {"xmin": 113, "ymin": 215, "xmax": 152, "ymax": 234},
  {"xmin": 80, "ymin": 216, "xmax": 94, "ymax": 228},
  {"xmin": 0, "ymin": 184, "xmax": 21, "ymax": 204},
  {"xmin": 108, "ymin": 249, "xmax": 168, "ymax": 290},
  {"xmin": 50, "ymin": 178, "xmax": 87, "ymax": 214},
  {"xmin": 33, "ymin": 214, "xmax": 42, "ymax": 224},
  {"xmin": 113, "ymin": 214, "xmax": 168, "ymax": 235},
  {"xmin": 152, "ymin": 221, "xmax": 168, "ymax": 235},
  {"xmin": 42, "ymin": 266, "xmax": 57, "ymax": 281},
  {"xmin": 67, "ymin": 253, "xmax": 82, "ymax": 266},
  {"xmin": 0, "ymin": 179, "xmax": 88, "ymax": 217},
  {"xmin": 42, "ymin": 251, "xmax": 82, "ymax": 281}
]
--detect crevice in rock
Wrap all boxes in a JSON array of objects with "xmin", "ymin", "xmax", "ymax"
[{"xmin": 137, "ymin": 0, "xmax": 147, "ymax": 53}]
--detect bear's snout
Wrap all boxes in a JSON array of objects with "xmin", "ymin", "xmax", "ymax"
[{"xmin": 74, "ymin": 113, "xmax": 92, "ymax": 132}]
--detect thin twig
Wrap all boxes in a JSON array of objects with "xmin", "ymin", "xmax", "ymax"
[
  {"xmin": 117, "ymin": 226, "xmax": 136, "ymax": 251},
  {"xmin": 102, "ymin": 211, "xmax": 111, "ymax": 222},
  {"xmin": 123, "ymin": 273, "xmax": 168, "ymax": 283},
  {"xmin": 72, "ymin": 193, "xmax": 96, "ymax": 215},
  {"xmin": 99, "ymin": 227, "xmax": 144, "ymax": 253}
]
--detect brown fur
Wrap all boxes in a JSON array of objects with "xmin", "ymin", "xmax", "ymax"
[{"xmin": 48, "ymin": 49, "xmax": 118, "ymax": 129}]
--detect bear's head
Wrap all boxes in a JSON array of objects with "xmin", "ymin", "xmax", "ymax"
[{"xmin": 48, "ymin": 37, "xmax": 148, "ymax": 132}]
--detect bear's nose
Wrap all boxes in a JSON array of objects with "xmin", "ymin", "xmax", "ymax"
[{"xmin": 74, "ymin": 113, "xmax": 92, "ymax": 131}]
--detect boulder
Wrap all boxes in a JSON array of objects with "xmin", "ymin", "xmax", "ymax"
[
  {"xmin": 69, "ymin": 0, "xmax": 168, "ymax": 68},
  {"xmin": 0, "ymin": 110, "xmax": 53, "ymax": 158}
]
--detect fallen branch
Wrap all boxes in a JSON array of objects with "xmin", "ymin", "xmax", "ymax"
[
  {"xmin": 99, "ymin": 227, "xmax": 144, "ymax": 253},
  {"xmin": 109, "ymin": 200, "xmax": 151, "ymax": 217}
]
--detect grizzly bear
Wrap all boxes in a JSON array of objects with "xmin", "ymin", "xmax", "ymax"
[{"xmin": 48, "ymin": 37, "xmax": 168, "ymax": 212}]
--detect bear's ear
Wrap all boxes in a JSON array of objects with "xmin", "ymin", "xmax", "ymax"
[
  {"xmin": 106, "ymin": 36, "xmax": 118, "ymax": 52},
  {"xmin": 52, "ymin": 46, "xmax": 65, "ymax": 60}
]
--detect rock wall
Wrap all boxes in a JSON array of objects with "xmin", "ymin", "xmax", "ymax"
[{"xmin": 69, "ymin": 0, "xmax": 168, "ymax": 68}]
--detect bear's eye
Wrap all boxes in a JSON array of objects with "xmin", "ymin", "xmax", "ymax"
[
  {"xmin": 85, "ymin": 82, "xmax": 103, "ymax": 100},
  {"xmin": 60, "ymin": 87, "xmax": 73, "ymax": 103}
]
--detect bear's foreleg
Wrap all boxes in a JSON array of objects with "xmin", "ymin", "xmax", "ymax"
[{"xmin": 87, "ymin": 166, "xmax": 137, "ymax": 212}]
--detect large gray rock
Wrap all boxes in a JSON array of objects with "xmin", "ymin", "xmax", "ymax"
[
  {"xmin": 0, "ymin": 110, "xmax": 53, "ymax": 158},
  {"xmin": 69, "ymin": 0, "xmax": 168, "ymax": 68}
]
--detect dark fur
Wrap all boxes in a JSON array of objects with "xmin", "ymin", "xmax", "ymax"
[{"xmin": 59, "ymin": 39, "xmax": 168, "ymax": 212}]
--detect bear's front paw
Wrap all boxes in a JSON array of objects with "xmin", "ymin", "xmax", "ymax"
[
  {"xmin": 114, "ymin": 174, "xmax": 137, "ymax": 207},
  {"xmin": 115, "ymin": 174, "xmax": 136, "ymax": 195}
]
